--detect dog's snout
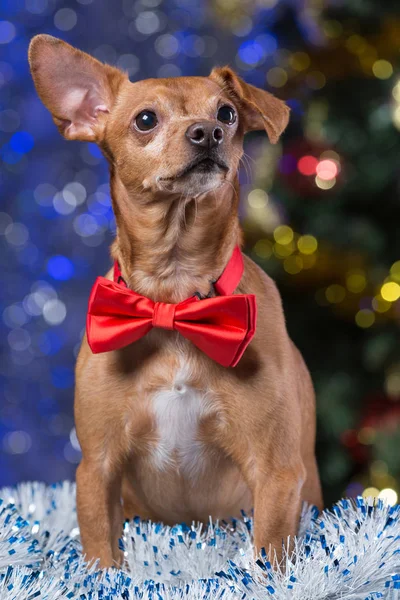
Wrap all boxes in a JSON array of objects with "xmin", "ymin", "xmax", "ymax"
[{"xmin": 185, "ymin": 122, "xmax": 224, "ymax": 148}]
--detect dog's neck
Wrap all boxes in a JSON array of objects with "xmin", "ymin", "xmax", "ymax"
[{"xmin": 109, "ymin": 175, "xmax": 242, "ymax": 303}]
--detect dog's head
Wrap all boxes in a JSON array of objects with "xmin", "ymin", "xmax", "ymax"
[{"xmin": 28, "ymin": 35, "xmax": 289, "ymax": 199}]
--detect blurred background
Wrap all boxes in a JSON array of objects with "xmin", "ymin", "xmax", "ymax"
[{"xmin": 0, "ymin": 0, "xmax": 399, "ymax": 508}]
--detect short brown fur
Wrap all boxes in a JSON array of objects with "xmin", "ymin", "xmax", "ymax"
[{"xmin": 28, "ymin": 34, "xmax": 323, "ymax": 569}]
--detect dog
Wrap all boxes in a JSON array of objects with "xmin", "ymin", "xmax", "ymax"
[{"xmin": 28, "ymin": 34, "xmax": 323, "ymax": 570}]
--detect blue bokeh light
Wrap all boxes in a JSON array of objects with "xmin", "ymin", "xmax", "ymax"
[
  {"xmin": 37, "ymin": 330, "xmax": 65, "ymax": 356},
  {"xmin": 279, "ymin": 154, "xmax": 297, "ymax": 175},
  {"xmin": 0, "ymin": 20, "xmax": 16, "ymax": 44},
  {"xmin": 10, "ymin": 131, "xmax": 35, "ymax": 153},
  {"xmin": 254, "ymin": 33, "xmax": 277, "ymax": 55},
  {"xmin": 1, "ymin": 145, "xmax": 23, "ymax": 164},
  {"xmin": 238, "ymin": 40, "xmax": 265, "ymax": 65},
  {"xmin": 88, "ymin": 143, "xmax": 103, "ymax": 158},
  {"xmin": 47, "ymin": 255, "xmax": 75, "ymax": 281}
]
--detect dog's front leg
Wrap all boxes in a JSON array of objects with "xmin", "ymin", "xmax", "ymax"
[
  {"xmin": 252, "ymin": 464, "xmax": 306, "ymax": 566},
  {"xmin": 76, "ymin": 459, "xmax": 124, "ymax": 569}
]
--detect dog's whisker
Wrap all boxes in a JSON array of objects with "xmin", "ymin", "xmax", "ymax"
[
  {"xmin": 222, "ymin": 178, "xmax": 239, "ymax": 204},
  {"xmin": 238, "ymin": 157, "xmax": 250, "ymax": 185},
  {"xmin": 242, "ymin": 150, "xmax": 257, "ymax": 165},
  {"xmin": 241, "ymin": 155, "xmax": 253, "ymax": 185},
  {"xmin": 193, "ymin": 193, "xmax": 198, "ymax": 227},
  {"xmin": 183, "ymin": 192, "xmax": 191, "ymax": 229}
]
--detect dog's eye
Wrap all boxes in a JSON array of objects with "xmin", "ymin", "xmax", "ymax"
[
  {"xmin": 135, "ymin": 110, "xmax": 158, "ymax": 131},
  {"xmin": 217, "ymin": 105, "xmax": 236, "ymax": 125}
]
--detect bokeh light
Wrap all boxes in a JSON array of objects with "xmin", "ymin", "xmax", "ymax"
[
  {"xmin": 315, "ymin": 175, "xmax": 336, "ymax": 190},
  {"xmin": 372, "ymin": 60, "xmax": 393, "ymax": 80},
  {"xmin": 298, "ymin": 155, "xmax": 318, "ymax": 176},
  {"xmin": 316, "ymin": 159, "xmax": 338, "ymax": 181},
  {"xmin": 47, "ymin": 256, "xmax": 75, "ymax": 281},
  {"xmin": 273, "ymin": 225, "xmax": 294, "ymax": 245},
  {"xmin": 0, "ymin": 21, "xmax": 16, "ymax": 44},
  {"xmin": 54, "ymin": 8, "xmax": 78, "ymax": 31},
  {"xmin": 297, "ymin": 235, "xmax": 318, "ymax": 255},
  {"xmin": 346, "ymin": 270, "xmax": 367, "ymax": 294},
  {"xmin": 355, "ymin": 309, "xmax": 375, "ymax": 328},
  {"xmin": 378, "ymin": 488, "xmax": 398, "ymax": 505},
  {"xmin": 381, "ymin": 282, "xmax": 400, "ymax": 302}
]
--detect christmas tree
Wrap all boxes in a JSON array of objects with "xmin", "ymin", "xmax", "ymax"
[{"xmin": 223, "ymin": 0, "xmax": 400, "ymax": 506}]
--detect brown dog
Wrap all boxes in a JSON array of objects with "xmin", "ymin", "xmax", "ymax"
[{"xmin": 28, "ymin": 34, "xmax": 323, "ymax": 570}]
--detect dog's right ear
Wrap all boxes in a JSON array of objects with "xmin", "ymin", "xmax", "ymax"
[{"xmin": 28, "ymin": 34, "xmax": 127, "ymax": 142}]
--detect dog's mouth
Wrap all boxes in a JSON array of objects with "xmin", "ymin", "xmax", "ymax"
[{"xmin": 160, "ymin": 156, "xmax": 229, "ymax": 182}]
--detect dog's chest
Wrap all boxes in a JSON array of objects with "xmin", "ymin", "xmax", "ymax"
[{"xmin": 150, "ymin": 364, "xmax": 212, "ymax": 476}]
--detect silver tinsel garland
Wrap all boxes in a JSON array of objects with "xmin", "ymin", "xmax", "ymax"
[{"xmin": 0, "ymin": 482, "xmax": 400, "ymax": 599}]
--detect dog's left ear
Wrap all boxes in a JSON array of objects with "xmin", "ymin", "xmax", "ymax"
[{"xmin": 209, "ymin": 66, "xmax": 290, "ymax": 144}]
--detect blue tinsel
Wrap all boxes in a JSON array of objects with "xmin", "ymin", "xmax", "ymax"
[{"xmin": 0, "ymin": 482, "xmax": 400, "ymax": 599}]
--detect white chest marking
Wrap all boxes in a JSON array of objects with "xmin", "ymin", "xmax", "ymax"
[{"xmin": 151, "ymin": 362, "xmax": 210, "ymax": 476}]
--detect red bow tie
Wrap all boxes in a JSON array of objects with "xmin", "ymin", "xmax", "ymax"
[{"xmin": 86, "ymin": 246, "xmax": 257, "ymax": 368}]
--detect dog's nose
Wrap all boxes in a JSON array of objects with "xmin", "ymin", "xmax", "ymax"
[{"xmin": 185, "ymin": 122, "xmax": 224, "ymax": 148}]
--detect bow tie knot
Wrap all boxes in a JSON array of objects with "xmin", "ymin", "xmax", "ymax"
[{"xmin": 152, "ymin": 301, "xmax": 176, "ymax": 330}]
